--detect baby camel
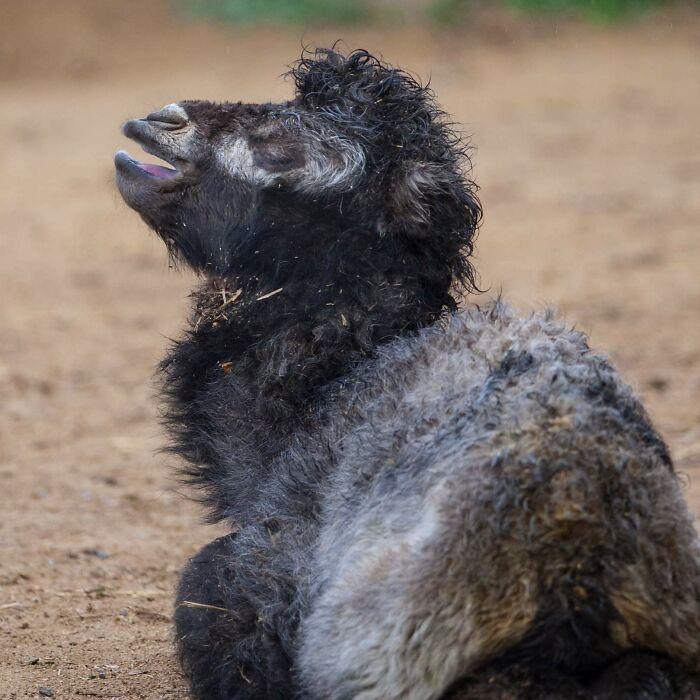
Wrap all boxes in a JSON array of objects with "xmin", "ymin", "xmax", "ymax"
[{"xmin": 115, "ymin": 49, "xmax": 700, "ymax": 699}]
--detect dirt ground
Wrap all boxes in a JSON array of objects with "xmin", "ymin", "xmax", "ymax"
[{"xmin": 1, "ymin": 1, "xmax": 700, "ymax": 697}]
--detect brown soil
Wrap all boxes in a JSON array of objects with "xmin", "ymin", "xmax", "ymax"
[{"xmin": 2, "ymin": 1, "xmax": 700, "ymax": 697}]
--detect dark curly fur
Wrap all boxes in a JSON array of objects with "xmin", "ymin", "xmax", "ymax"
[{"xmin": 115, "ymin": 49, "xmax": 700, "ymax": 699}]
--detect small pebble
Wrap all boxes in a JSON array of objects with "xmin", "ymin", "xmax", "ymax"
[
  {"xmin": 83, "ymin": 548, "xmax": 110, "ymax": 559},
  {"xmin": 38, "ymin": 688, "xmax": 54, "ymax": 698}
]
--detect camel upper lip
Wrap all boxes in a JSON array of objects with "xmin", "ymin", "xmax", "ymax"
[{"xmin": 115, "ymin": 118, "xmax": 187, "ymax": 184}]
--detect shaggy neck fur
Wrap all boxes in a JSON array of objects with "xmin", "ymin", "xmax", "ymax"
[{"xmin": 160, "ymin": 188, "xmax": 465, "ymax": 516}]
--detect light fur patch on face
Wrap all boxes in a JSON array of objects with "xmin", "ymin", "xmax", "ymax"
[
  {"xmin": 217, "ymin": 133, "xmax": 365, "ymax": 193},
  {"xmin": 217, "ymin": 136, "xmax": 279, "ymax": 187}
]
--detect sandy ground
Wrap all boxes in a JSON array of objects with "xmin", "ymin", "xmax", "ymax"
[{"xmin": 1, "ymin": 1, "xmax": 700, "ymax": 697}]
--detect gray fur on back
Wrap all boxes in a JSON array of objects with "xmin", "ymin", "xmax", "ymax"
[{"xmin": 298, "ymin": 302, "xmax": 700, "ymax": 699}]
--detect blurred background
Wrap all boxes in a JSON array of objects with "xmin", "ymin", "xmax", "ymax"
[{"xmin": 1, "ymin": 0, "xmax": 699, "ymax": 696}]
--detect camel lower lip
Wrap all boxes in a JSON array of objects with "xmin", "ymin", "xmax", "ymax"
[{"xmin": 114, "ymin": 150, "xmax": 179, "ymax": 180}]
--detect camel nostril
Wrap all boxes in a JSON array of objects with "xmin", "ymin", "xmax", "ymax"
[{"xmin": 145, "ymin": 104, "xmax": 189, "ymax": 130}]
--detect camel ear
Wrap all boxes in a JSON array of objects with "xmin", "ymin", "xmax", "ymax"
[{"xmin": 387, "ymin": 162, "xmax": 452, "ymax": 236}]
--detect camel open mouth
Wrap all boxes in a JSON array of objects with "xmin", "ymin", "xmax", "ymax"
[
  {"xmin": 114, "ymin": 149, "xmax": 180, "ymax": 181},
  {"xmin": 115, "ymin": 114, "xmax": 190, "ymax": 195}
]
